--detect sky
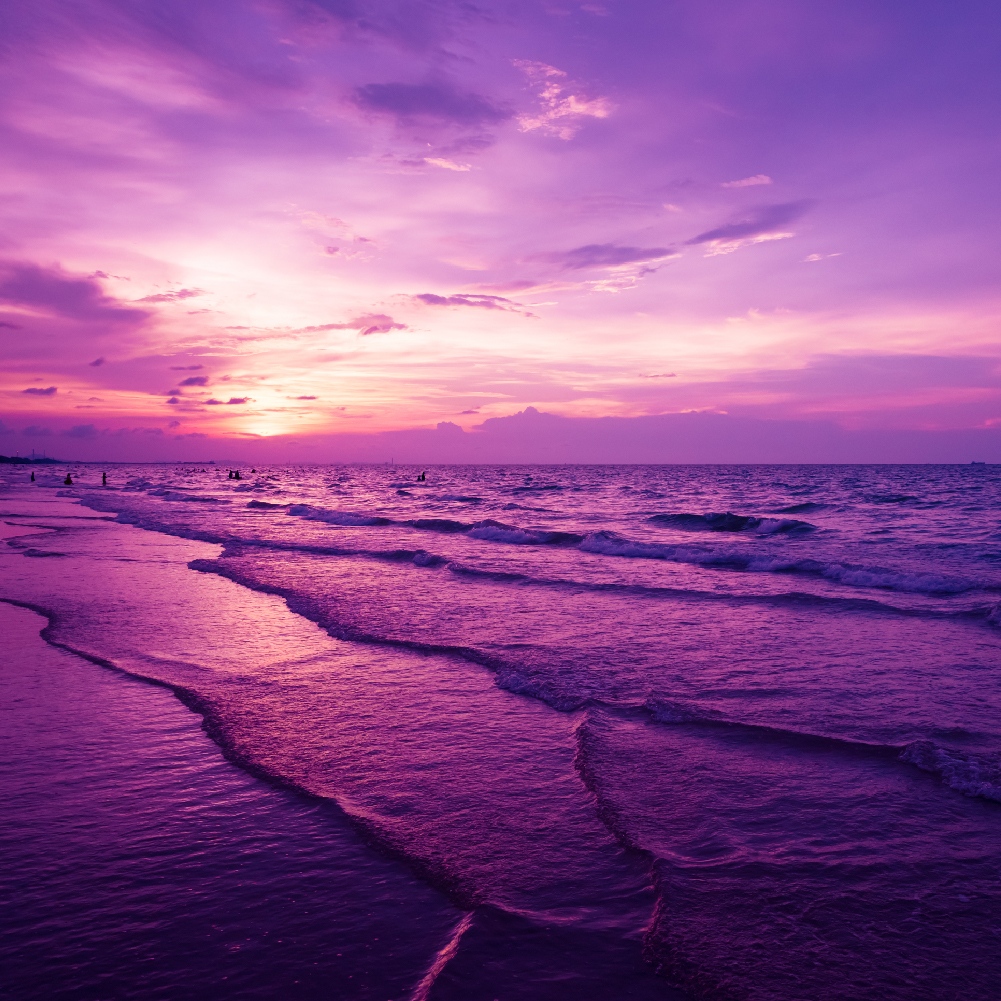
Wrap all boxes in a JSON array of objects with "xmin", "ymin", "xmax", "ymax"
[{"xmin": 1, "ymin": 0, "xmax": 1000, "ymax": 462}]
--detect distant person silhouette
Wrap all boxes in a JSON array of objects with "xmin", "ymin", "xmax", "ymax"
[
  {"xmin": 418, "ymin": 471, "xmax": 426, "ymax": 482},
  {"xmin": 234, "ymin": 470, "xmax": 241, "ymax": 481},
  {"xmin": 30, "ymin": 471, "xmax": 35, "ymax": 482},
  {"xmin": 102, "ymin": 472, "xmax": 107, "ymax": 487},
  {"xmin": 64, "ymin": 474, "xmax": 73, "ymax": 486}
]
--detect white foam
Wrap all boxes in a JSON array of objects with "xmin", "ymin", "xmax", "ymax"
[
  {"xmin": 900, "ymin": 740, "xmax": 1001, "ymax": 803},
  {"xmin": 287, "ymin": 503, "xmax": 387, "ymax": 526}
]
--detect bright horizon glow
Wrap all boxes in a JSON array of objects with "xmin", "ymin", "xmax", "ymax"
[{"xmin": 2, "ymin": 1, "xmax": 1000, "ymax": 461}]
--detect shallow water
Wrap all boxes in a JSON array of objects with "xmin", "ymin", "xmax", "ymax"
[{"xmin": 2, "ymin": 463, "xmax": 1000, "ymax": 999}]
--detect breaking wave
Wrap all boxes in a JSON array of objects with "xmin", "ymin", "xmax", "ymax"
[
  {"xmin": 900, "ymin": 741, "xmax": 1001, "ymax": 803},
  {"xmin": 579, "ymin": 531, "xmax": 993, "ymax": 596},
  {"xmin": 648, "ymin": 512, "xmax": 816, "ymax": 534},
  {"xmin": 645, "ymin": 699, "xmax": 1001, "ymax": 805},
  {"xmin": 287, "ymin": 503, "xmax": 392, "ymax": 527}
]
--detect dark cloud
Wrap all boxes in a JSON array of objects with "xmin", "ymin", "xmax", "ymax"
[
  {"xmin": 0, "ymin": 261, "xmax": 149, "ymax": 323},
  {"xmin": 179, "ymin": 375, "xmax": 209, "ymax": 386},
  {"xmin": 302, "ymin": 313, "xmax": 406, "ymax": 336},
  {"xmin": 22, "ymin": 386, "xmax": 57, "ymax": 396},
  {"xmin": 0, "ymin": 320, "xmax": 22, "ymax": 329},
  {"xmin": 89, "ymin": 357, "xmax": 105, "ymax": 366},
  {"xmin": 413, "ymin": 293, "xmax": 520, "ymax": 310},
  {"xmin": 167, "ymin": 397, "xmax": 180, "ymax": 405},
  {"xmin": 686, "ymin": 201, "xmax": 813, "ymax": 245},
  {"xmin": 22, "ymin": 426, "xmax": 52, "ymax": 437},
  {"xmin": 204, "ymin": 397, "xmax": 249, "ymax": 405},
  {"xmin": 536, "ymin": 244, "xmax": 675, "ymax": 270},
  {"xmin": 137, "ymin": 288, "xmax": 205, "ymax": 303},
  {"xmin": 295, "ymin": 395, "xmax": 318, "ymax": 400},
  {"xmin": 352, "ymin": 81, "xmax": 509, "ymax": 125},
  {"xmin": 63, "ymin": 424, "xmax": 99, "ymax": 439},
  {"xmin": 170, "ymin": 364, "xmax": 204, "ymax": 371}
]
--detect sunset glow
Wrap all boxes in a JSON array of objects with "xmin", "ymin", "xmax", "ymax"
[{"xmin": 2, "ymin": 1, "xmax": 999, "ymax": 460}]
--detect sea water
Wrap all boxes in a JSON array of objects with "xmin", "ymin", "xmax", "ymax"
[{"xmin": 1, "ymin": 463, "xmax": 999, "ymax": 1000}]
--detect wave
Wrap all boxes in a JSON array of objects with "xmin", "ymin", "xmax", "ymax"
[
  {"xmin": 579, "ymin": 530, "xmax": 995, "ymax": 596},
  {"xmin": 406, "ymin": 517, "xmax": 471, "ymax": 534},
  {"xmin": 900, "ymin": 741, "xmax": 1001, "ymax": 803},
  {"xmin": 77, "ymin": 489, "xmax": 1000, "ymax": 600},
  {"xmin": 148, "ymin": 488, "xmax": 230, "ymax": 504},
  {"xmin": 287, "ymin": 503, "xmax": 392, "ymax": 527},
  {"xmin": 467, "ymin": 520, "xmax": 583, "ymax": 546},
  {"xmin": 247, "ymin": 499, "xmax": 287, "ymax": 510},
  {"xmin": 207, "ymin": 550, "xmax": 997, "ymax": 812},
  {"xmin": 286, "ymin": 504, "xmax": 583, "ymax": 546},
  {"xmin": 644, "ymin": 699, "xmax": 900, "ymax": 755},
  {"xmin": 648, "ymin": 512, "xmax": 816, "ymax": 535},
  {"xmin": 644, "ymin": 699, "xmax": 1001, "ymax": 805}
]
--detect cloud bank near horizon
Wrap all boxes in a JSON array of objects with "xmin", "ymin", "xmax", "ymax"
[{"xmin": 2, "ymin": 406, "xmax": 1000, "ymax": 466}]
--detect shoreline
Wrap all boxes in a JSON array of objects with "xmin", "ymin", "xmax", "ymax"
[
  {"xmin": 0, "ymin": 487, "xmax": 687, "ymax": 1000},
  {"xmin": 0, "ymin": 599, "xmax": 463, "ymax": 1001}
]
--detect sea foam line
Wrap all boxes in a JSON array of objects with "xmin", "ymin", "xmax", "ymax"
[{"xmin": 409, "ymin": 912, "xmax": 476, "ymax": 1001}]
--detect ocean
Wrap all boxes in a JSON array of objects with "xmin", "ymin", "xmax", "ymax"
[{"xmin": 1, "ymin": 462, "xmax": 1000, "ymax": 1000}]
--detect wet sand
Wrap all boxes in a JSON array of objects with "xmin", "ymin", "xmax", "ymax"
[{"xmin": 0, "ymin": 599, "xmax": 461, "ymax": 1000}]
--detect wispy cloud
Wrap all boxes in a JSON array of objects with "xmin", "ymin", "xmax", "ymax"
[
  {"xmin": 535, "ymin": 244, "xmax": 676, "ymax": 271},
  {"xmin": 137, "ymin": 288, "xmax": 205, "ymax": 303},
  {"xmin": 514, "ymin": 62, "xmax": 613, "ymax": 140},
  {"xmin": 686, "ymin": 202, "xmax": 812, "ymax": 255},
  {"xmin": 301, "ymin": 314, "xmax": 407, "ymax": 336},
  {"xmin": 722, "ymin": 174, "xmax": 773, "ymax": 188},
  {"xmin": 424, "ymin": 157, "xmax": 470, "ymax": 171},
  {"xmin": 411, "ymin": 293, "xmax": 524, "ymax": 311}
]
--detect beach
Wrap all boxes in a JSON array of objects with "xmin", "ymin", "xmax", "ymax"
[{"xmin": 2, "ymin": 464, "xmax": 1000, "ymax": 1000}]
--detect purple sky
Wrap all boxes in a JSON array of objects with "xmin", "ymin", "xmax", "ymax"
[{"xmin": 2, "ymin": 0, "xmax": 1000, "ymax": 461}]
